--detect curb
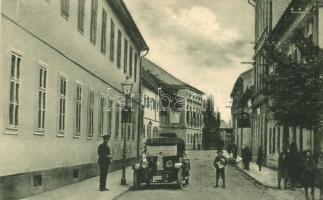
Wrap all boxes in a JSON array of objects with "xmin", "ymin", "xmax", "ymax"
[
  {"xmin": 233, "ymin": 165, "xmax": 277, "ymax": 189},
  {"xmin": 111, "ymin": 185, "xmax": 132, "ymax": 200}
]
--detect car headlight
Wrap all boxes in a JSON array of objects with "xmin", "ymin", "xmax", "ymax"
[
  {"xmin": 166, "ymin": 160, "xmax": 174, "ymax": 168},
  {"xmin": 141, "ymin": 159, "xmax": 148, "ymax": 168},
  {"xmin": 175, "ymin": 163, "xmax": 182, "ymax": 169},
  {"xmin": 134, "ymin": 163, "xmax": 140, "ymax": 170}
]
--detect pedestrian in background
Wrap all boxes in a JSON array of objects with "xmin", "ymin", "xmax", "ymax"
[
  {"xmin": 232, "ymin": 145, "xmax": 238, "ymax": 165},
  {"xmin": 288, "ymin": 141, "xmax": 299, "ymax": 188},
  {"xmin": 242, "ymin": 146, "xmax": 252, "ymax": 170},
  {"xmin": 97, "ymin": 134, "xmax": 112, "ymax": 192},
  {"xmin": 227, "ymin": 143, "xmax": 232, "ymax": 157},
  {"xmin": 302, "ymin": 150, "xmax": 316, "ymax": 200},
  {"xmin": 256, "ymin": 146, "xmax": 264, "ymax": 171},
  {"xmin": 214, "ymin": 150, "xmax": 227, "ymax": 188},
  {"xmin": 278, "ymin": 146, "xmax": 289, "ymax": 189}
]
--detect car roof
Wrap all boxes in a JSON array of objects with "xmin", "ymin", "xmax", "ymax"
[{"xmin": 146, "ymin": 137, "xmax": 185, "ymax": 146}]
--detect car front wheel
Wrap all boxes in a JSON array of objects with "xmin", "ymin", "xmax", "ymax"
[
  {"xmin": 133, "ymin": 171, "xmax": 140, "ymax": 190},
  {"xmin": 177, "ymin": 168, "xmax": 183, "ymax": 189}
]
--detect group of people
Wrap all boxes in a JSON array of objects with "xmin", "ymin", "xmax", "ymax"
[
  {"xmin": 277, "ymin": 141, "xmax": 317, "ymax": 200},
  {"xmin": 215, "ymin": 141, "xmax": 319, "ymax": 200},
  {"xmin": 226, "ymin": 143, "xmax": 238, "ymax": 166}
]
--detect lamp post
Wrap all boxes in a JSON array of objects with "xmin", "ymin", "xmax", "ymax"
[{"xmin": 120, "ymin": 76, "xmax": 133, "ymax": 185}]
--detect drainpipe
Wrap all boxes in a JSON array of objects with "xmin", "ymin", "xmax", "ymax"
[{"xmin": 137, "ymin": 48, "xmax": 149, "ymax": 159}]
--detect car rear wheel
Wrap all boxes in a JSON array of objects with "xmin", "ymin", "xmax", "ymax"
[
  {"xmin": 177, "ymin": 168, "xmax": 183, "ymax": 189},
  {"xmin": 185, "ymin": 178, "xmax": 189, "ymax": 185},
  {"xmin": 133, "ymin": 171, "xmax": 140, "ymax": 190}
]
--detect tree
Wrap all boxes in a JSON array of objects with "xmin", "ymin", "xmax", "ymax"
[
  {"xmin": 202, "ymin": 97, "xmax": 221, "ymax": 149},
  {"xmin": 264, "ymin": 29, "xmax": 323, "ymax": 148}
]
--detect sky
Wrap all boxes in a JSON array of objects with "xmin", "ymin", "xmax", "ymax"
[{"xmin": 124, "ymin": 0, "xmax": 255, "ymax": 122}]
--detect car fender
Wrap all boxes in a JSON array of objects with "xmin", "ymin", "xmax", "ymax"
[
  {"xmin": 132, "ymin": 163, "xmax": 141, "ymax": 170},
  {"xmin": 175, "ymin": 163, "xmax": 183, "ymax": 169}
]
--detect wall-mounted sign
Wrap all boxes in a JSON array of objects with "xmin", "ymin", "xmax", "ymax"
[{"xmin": 237, "ymin": 111, "xmax": 250, "ymax": 128}]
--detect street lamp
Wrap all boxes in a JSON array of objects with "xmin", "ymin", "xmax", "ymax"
[{"xmin": 120, "ymin": 76, "xmax": 133, "ymax": 185}]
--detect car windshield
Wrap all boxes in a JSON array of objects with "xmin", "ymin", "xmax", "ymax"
[{"xmin": 146, "ymin": 145, "xmax": 177, "ymax": 156}]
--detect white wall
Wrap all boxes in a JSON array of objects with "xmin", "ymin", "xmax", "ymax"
[{"xmin": 0, "ymin": 0, "xmax": 143, "ymax": 176}]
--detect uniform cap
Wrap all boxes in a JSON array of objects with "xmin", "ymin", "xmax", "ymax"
[{"xmin": 102, "ymin": 134, "xmax": 111, "ymax": 139}]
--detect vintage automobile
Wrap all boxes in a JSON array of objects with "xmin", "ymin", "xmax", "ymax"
[{"xmin": 132, "ymin": 133, "xmax": 190, "ymax": 189}]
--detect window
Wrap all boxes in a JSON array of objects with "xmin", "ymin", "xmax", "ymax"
[
  {"xmin": 115, "ymin": 104, "xmax": 120, "ymax": 138},
  {"xmin": 58, "ymin": 76, "xmax": 67, "ymax": 133},
  {"xmin": 134, "ymin": 53, "xmax": 138, "ymax": 82},
  {"xmin": 87, "ymin": 90, "xmax": 94, "ymax": 137},
  {"xmin": 124, "ymin": 39, "xmax": 128, "ymax": 73},
  {"xmin": 107, "ymin": 101, "xmax": 112, "ymax": 135},
  {"xmin": 132, "ymin": 113, "xmax": 136, "ymax": 141},
  {"xmin": 90, "ymin": 0, "xmax": 98, "ymax": 43},
  {"xmin": 98, "ymin": 98, "xmax": 105, "ymax": 137},
  {"xmin": 273, "ymin": 127, "xmax": 276, "ymax": 154},
  {"xmin": 33, "ymin": 175, "xmax": 42, "ymax": 187},
  {"xmin": 117, "ymin": 30, "xmax": 122, "ymax": 68},
  {"xmin": 148, "ymin": 124, "xmax": 152, "ymax": 138},
  {"xmin": 129, "ymin": 46, "xmax": 133, "ymax": 77},
  {"xmin": 186, "ymin": 111, "xmax": 190, "ymax": 124},
  {"xmin": 75, "ymin": 84, "xmax": 82, "ymax": 137},
  {"xmin": 277, "ymin": 126, "xmax": 281, "ymax": 153},
  {"xmin": 101, "ymin": 9, "xmax": 107, "ymax": 54},
  {"xmin": 61, "ymin": 0, "xmax": 69, "ymax": 18},
  {"xmin": 78, "ymin": 0, "xmax": 85, "ymax": 32},
  {"xmin": 110, "ymin": 20, "xmax": 115, "ymax": 61},
  {"xmin": 143, "ymin": 124, "xmax": 146, "ymax": 139},
  {"xmin": 72, "ymin": 169, "xmax": 79, "ymax": 179},
  {"xmin": 269, "ymin": 127, "xmax": 272, "ymax": 154},
  {"xmin": 9, "ymin": 53, "xmax": 21, "ymax": 128},
  {"xmin": 37, "ymin": 66, "xmax": 47, "ymax": 130}
]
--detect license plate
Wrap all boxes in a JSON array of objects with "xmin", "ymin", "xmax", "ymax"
[{"xmin": 153, "ymin": 175, "xmax": 162, "ymax": 181}]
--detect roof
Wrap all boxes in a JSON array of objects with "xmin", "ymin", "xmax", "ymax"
[
  {"xmin": 108, "ymin": 0, "xmax": 148, "ymax": 51},
  {"xmin": 142, "ymin": 58, "xmax": 204, "ymax": 95},
  {"xmin": 220, "ymin": 120, "xmax": 232, "ymax": 129},
  {"xmin": 142, "ymin": 69, "xmax": 160, "ymax": 93},
  {"xmin": 230, "ymin": 68, "xmax": 253, "ymax": 97}
]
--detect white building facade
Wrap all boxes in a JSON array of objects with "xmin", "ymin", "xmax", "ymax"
[
  {"xmin": 141, "ymin": 70, "xmax": 160, "ymax": 141},
  {"xmin": 0, "ymin": 0, "xmax": 148, "ymax": 199}
]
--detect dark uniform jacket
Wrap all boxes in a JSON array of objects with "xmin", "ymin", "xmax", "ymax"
[{"xmin": 97, "ymin": 143, "xmax": 111, "ymax": 166}]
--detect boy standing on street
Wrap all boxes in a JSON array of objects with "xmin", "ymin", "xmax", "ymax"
[{"xmin": 214, "ymin": 150, "xmax": 227, "ymax": 188}]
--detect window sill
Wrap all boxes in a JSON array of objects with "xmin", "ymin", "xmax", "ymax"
[
  {"xmin": 73, "ymin": 135, "xmax": 80, "ymax": 139},
  {"xmin": 78, "ymin": 29, "xmax": 84, "ymax": 35},
  {"xmin": 87, "ymin": 136, "xmax": 93, "ymax": 140},
  {"xmin": 90, "ymin": 40, "xmax": 96, "ymax": 46},
  {"xmin": 57, "ymin": 133, "xmax": 65, "ymax": 137},
  {"xmin": 6, "ymin": 125, "xmax": 18, "ymax": 130},
  {"xmin": 4, "ymin": 127, "xmax": 18, "ymax": 135},
  {"xmin": 34, "ymin": 130, "xmax": 45, "ymax": 136},
  {"xmin": 61, "ymin": 13, "xmax": 69, "ymax": 20}
]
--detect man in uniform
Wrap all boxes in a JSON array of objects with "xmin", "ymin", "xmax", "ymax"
[{"xmin": 98, "ymin": 134, "xmax": 112, "ymax": 191}]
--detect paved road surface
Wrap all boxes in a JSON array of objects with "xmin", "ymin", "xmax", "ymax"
[{"xmin": 116, "ymin": 150, "xmax": 282, "ymax": 200}]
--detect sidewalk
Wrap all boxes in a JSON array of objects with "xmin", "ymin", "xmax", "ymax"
[
  {"xmin": 22, "ymin": 167, "xmax": 133, "ymax": 200},
  {"xmin": 236, "ymin": 159, "xmax": 277, "ymax": 188},
  {"xmin": 226, "ymin": 153, "xmax": 320, "ymax": 200}
]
